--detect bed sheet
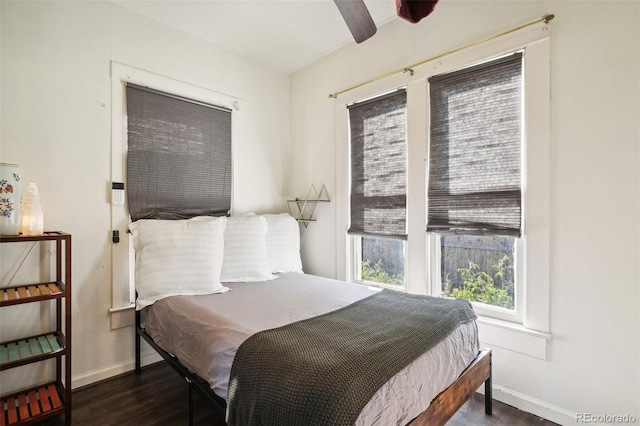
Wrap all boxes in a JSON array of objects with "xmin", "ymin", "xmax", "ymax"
[{"xmin": 143, "ymin": 273, "xmax": 479, "ymax": 425}]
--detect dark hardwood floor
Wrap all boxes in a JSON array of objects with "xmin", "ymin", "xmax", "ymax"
[{"xmin": 39, "ymin": 362, "xmax": 558, "ymax": 426}]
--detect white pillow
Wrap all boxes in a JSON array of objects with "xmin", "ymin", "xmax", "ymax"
[
  {"xmin": 263, "ymin": 213, "xmax": 303, "ymax": 273},
  {"xmin": 220, "ymin": 215, "xmax": 276, "ymax": 282},
  {"xmin": 130, "ymin": 216, "xmax": 228, "ymax": 310}
]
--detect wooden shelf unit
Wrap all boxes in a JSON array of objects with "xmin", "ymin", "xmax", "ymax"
[{"xmin": 0, "ymin": 232, "xmax": 71, "ymax": 426}]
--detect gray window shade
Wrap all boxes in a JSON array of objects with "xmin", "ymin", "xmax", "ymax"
[
  {"xmin": 428, "ymin": 53, "xmax": 522, "ymax": 237},
  {"xmin": 126, "ymin": 84, "xmax": 232, "ymax": 221},
  {"xmin": 348, "ymin": 89, "xmax": 407, "ymax": 239}
]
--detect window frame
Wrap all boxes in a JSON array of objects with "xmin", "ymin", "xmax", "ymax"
[
  {"xmin": 345, "ymin": 89, "xmax": 409, "ymax": 290},
  {"xmin": 335, "ymin": 25, "xmax": 551, "ymax": 358},
  {"xmin": 425, "ymin": 52, "xmax": 525, "ymax": 323},
  {"xmin": 109, "ymin": 62, "xmax": 239, "ymax": 328}
]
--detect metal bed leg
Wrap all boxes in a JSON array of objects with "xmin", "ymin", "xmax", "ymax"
[
  {"xmin": 187, "ymin": 378, "xmax": 194, "ymax": 426},
  {"xmin": 135, "ymin": 310, "xmax": 141, "ymax": 374},
  {"xmin": 485, "ymin": 355, "xmax": 493, "ymax": 415}
]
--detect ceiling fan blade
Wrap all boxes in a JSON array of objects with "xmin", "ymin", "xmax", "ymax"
[{"xmin": 334, "ymin": 0, "xmax": 377, "ymax": 44}]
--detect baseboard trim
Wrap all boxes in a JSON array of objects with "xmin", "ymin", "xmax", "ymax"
[
  {"xmin": 71, "ymin": 351, "xmax": 163, "ymax": 389},
  {"xmin": 481, "ymin": 384, "xmax": 576, "ymax": 425}
]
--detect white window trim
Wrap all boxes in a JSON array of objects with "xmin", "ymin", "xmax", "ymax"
[
  {"xmin": 336, "ymin": 24, "xmax": 551, "ymax": 358},
  {"xmin": 108, "ymin": 61, "xmax": 239, "ymax": 328},
  {"xmin": 348, "ymin": 235, "xmax": 362, "ymax": 283}
]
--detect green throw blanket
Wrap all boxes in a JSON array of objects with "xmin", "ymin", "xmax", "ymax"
[{"xmin": 226, "ymin": 289, "xmax": 476, "ymax": 426}]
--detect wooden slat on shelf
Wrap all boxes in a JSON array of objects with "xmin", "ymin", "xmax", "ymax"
[
  {"xmin": 18, "ymin": 394, "xmax": 29, "ymax": 421},
  {"xmin": 18, "ymin": 340, "xmax": 30, "ymax": 359},
  {"xmin": 0, "ymin": 333, "xmax": 62, "ymax": 369},
  {"xmin": 1, "ymin": 383, "xmax": 63, "ymax": 425},
  {"xmin": 1, "ymin": 282, "xmax": 63, "ymax": 306},
  {"xmin": 27, "ymin": 390, "xmax": 40, "ymax": 417},
  {"xmin": 7, "ymin": 343, "xmax": 18, "ymax": 362},
  {"xmin": 38, "ymin": 386, "xmax": 52, "ymax": 412},
  {"xmin": 48, "ymin": 384, "xmax": 62, "ymax": 409},
  {"xmin": 46, "ymin": 334, "xmax": 61, "ymax": 351},
  {"xmin": 37, "ymin": 336, "xmax": 52, "ymax": 354},
  {"xmin": 17, "ymin": 287, "xmax": 28, "ymax": 299},
  {"xmin": 37, "ymin": 284, "xmax": 50, "ymax": 295},
  {"xmin": 28, "ymin": 338, "xmax": 42, "ymax": 356},
  {"xmin": 6, "ymin": 289, "xmax": 17, "ymax": 301},
  {"xmin": 6, "ymin": 397, "xmax": 18, "ymax": 424}
]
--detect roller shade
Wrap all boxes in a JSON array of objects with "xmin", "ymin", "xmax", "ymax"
[
  {"xmin": 428, "ymin": 53, "xmax": 523, "ymax": 237},
  {"xmin": 126, "ymin": 84, "xmax": 232, "ymax": 221},
  {"xmin": 348, "ymin": 89, "xmax": 407, "ymax": 239}
]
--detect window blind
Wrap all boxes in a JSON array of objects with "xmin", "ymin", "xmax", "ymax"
[
  {"xmin": 126, "ymin": 84, "xmax": 232, "ymax": 221},
  {"xmin": 428, "ymin": 53, "xmax": 523, "ymax": 237},
  {"xmin": 348, "ymin": 89, "xmax": 407, "ymax": 240}
]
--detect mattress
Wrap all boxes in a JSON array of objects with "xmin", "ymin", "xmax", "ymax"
[{"xmin": 143, "ymin": 273, "xmax": 480, "ymax": 425}]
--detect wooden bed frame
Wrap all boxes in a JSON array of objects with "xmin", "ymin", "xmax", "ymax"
[{"xmin": 135, "ymin": 310, "xmax": 492, "ymax": 426}]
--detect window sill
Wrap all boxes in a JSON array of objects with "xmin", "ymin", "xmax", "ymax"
[
  {"xmin": 108, "ymin": 304, "xmax": 135, "ymax": 329},
  {"xmin": 476, "ymin": 315, "xmax": 551, "ymax": 360}
]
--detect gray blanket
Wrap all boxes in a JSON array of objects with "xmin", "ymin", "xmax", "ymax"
[{"xmin": 226, "ymin": 289, "xmax": 476, "ymax": 426}]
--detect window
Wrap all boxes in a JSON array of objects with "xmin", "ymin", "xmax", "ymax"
[
  {"xmin": 337, "ymin": 30, "xmax": 550, "ymax": 357},
  {"xmin": 109, "ymin": 62, "xmax": 239, "ymax": 323},
  {"xmin": 427, "ymin": 53, "xmax": 523, "ymax": 321},
  {"xmin": 348, "ymin": 90, "xmax": 407, "ymax": 288},
  {"xmin": 126, "ymin": 84, "xmax": 232, "ymax": 221}
]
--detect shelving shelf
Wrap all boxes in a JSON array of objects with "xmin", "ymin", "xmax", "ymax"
[
  {"xmin": 0, "ymin": 282, "xmax": 65, "ymax": 306},
  {"xmin": 287, "ymin": 184, "xmax": 330, "ymax": 228},
  {"xmin": 0, "ymin": 382, "xmax": 65, "ymax": 425},
  {"xmin": 0, "ymin": 332, "xmax": 65, "ymax": 371},
  {"xmin": 0, "ymin": 232, "xmax": 71, "ymax": 426}
]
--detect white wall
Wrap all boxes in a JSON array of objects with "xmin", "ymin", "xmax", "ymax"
[
  {"xmin": 0, "ymin": 1, "xmax": 290, "ymax": 391},
  {"xmin": 291, "ymin": 1, "xmax": 639, "ymax": 423},
  {"xmin": 2, "ymin": 0, "xmax": 638, "ymax": 422}
]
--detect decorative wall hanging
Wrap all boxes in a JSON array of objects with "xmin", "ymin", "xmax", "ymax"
[{"xmin": 287, "ymin": 184, "xmax": 330, "ymax": 228}]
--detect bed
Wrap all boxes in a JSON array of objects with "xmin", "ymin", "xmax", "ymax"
[{"xmin": 130, "ymin": 214, "xmax": 492, "ymax": 425}]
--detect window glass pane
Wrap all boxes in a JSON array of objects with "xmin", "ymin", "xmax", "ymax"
[
  {"xmin": 441, "ymin": 235, "xmax": 515, "ymax": 309},
  {"xmin": 360, "ymin": 236, "xmax": 405, "ymax": 288}
]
